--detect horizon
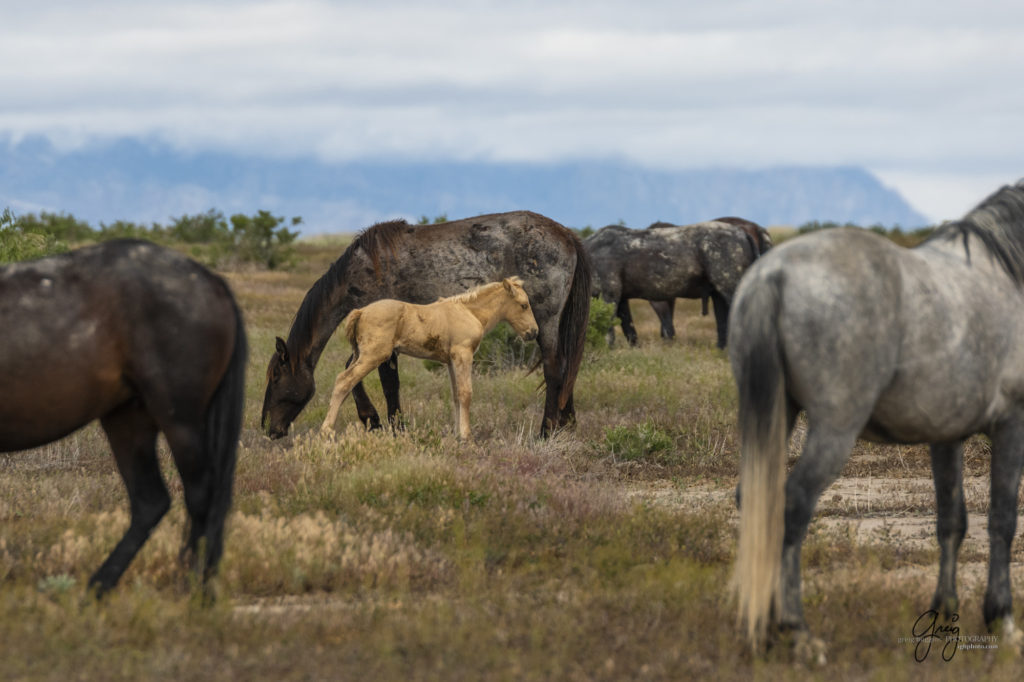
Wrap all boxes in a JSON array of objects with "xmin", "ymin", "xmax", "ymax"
[{"xmin": 3, "ymin": 2, "xmax": 1022, "ymax": 224}]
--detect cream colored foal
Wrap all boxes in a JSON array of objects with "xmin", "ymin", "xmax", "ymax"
[{"xmin": 320, "ymin": 277, "xmax": 538, "ymax": 440}]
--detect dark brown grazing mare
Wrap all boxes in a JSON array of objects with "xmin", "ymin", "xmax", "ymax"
[
  {"xmin": 262, "ymin": 210, "xmax": 591, "ymax": 438},
  {"xmin": 0, "ymin": 240, "xmax": 247, "ymax": 595},
  {"xmin": 647, "ymin": 217, "xmax": 772, "ymax": 340}
]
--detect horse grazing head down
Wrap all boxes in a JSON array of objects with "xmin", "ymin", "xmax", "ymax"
[
  {"xmin": 499, "ymin": 277, "xmax": 539, "ymax": 342},
  {"xmin": 262, "ymin": 337, "xmax": 316, "ymax": 439}
]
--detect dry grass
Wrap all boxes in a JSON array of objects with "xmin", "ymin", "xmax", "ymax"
[{"xmin": 2, "ymin": 240, "xmax": 1024, "ymax": 680}]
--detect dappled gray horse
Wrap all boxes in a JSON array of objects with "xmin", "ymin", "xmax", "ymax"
[
  {"xmin": 647, "ymin": 218, "xmax": 772, "ymax": 339},
  {"xmin": 262, "ymin": 211, "xmax": 591, "ymax": 438},
  {"xmin": 730, "ymin": 179, "xmax": 1024, "ymax": 661},
  {"xmin": 585, "ymin": 220, "xmax": 761, "ymax": 348}
]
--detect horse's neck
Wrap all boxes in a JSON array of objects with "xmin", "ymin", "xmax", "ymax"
[
  {"xmin": 458, "ymin": 287, "xmax": 506, "ymax": 332},
  {"xmin": 294, "ymin": 286, "xmax": 352, "ymax": 369}
]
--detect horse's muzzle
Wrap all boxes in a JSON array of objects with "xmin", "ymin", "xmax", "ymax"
[{"xmin": 522, "ymin": 328, "xmax": 538, "ymax": 342}]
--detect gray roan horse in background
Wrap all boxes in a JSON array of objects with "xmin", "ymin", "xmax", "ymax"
[
  {"xmin": 585, "ymin": 219, "xmax": 765, "ymax": 348},
  {"xmin": 730, "ymin": 180, "xmax": 1024, "ymax": 661},
  {"xmin": 647, "ymin": 217, "xmax": 772, "ymax": 340}
]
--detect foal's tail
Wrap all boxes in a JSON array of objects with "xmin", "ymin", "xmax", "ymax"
[
  {"xmin": 343, "ymin": 309, "xmax": 362, "ymax": 355},
  {"xmin": 556, "ymin": 233, "xmax": 593, "ymax": 409},
  {"xmin": 202, "ymin": 292, "xmax": 248, "ymax": 576},
  {"xmin": 731, "ymin": 271, "xmax": 788, "ymax": 652}
]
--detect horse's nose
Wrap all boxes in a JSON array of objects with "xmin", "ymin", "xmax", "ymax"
[{"xmin": 524, "ymin": 328, "xmax": 538, "ymax": 341}]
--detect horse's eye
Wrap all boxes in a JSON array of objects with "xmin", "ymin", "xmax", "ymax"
[{"xmin": 521, "ymin": 303, "xmax": 528, "ymax": 310}]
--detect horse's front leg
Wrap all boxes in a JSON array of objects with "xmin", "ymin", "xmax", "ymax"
[
  {"xmin": 378, "ymin": 352, "xmax": 403, "ymax": 429},
  {"xmin": 448, "ymin": 349, "xmax": 474, "ymax": 440},
  {"xmin": 322, "ymin": 354, "xmax": 385, "ymax": 435},
  {"xmin": 983, "ymin": 419, "xmax": 1024, "ymax": 649},
  {"xmin": 929, "ymin": 441, "xmax": 967, "ymax": 617},
  {"xmin": 616, "ymin": 299, "xmax": 638, "ymax": 346}
]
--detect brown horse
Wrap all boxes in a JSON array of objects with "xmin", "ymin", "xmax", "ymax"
[
  {"xmin": 321, "ymin": 278, "xmax": 539, "ymax": 440},
  {"xmin": 0, "ymin": 240, "xmax": 247, "ymax": 595},
  {"xmin": 262, "ymin": 211, "xmax": 591, "ymax": 438}
]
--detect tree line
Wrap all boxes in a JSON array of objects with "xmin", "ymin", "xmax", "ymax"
[{"xmin": 0, "ymin": 207, "xmax": 301, "ymax": 267}]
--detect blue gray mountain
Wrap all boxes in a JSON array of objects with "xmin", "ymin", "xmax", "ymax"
[{"xmin": 0, "ymin": 136, "xmax": 928, "ymax": 233}]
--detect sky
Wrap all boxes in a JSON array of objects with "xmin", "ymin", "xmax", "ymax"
[{"xmin": 2, "ymin": 0, "xmax": 1023, "ymax": 223}]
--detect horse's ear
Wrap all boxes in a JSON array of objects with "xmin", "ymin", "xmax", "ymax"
[
  {"xmin": 275, "ymin": 337, "xmax": 289, "ymax": 364},
  {"xmin": 502, "ymin": 278, "xmax": 515, "ymax": 295}
]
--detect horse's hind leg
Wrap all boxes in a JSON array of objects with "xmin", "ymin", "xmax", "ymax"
[
  {"xmin": 929, "ymin": 441, "xmax": 967, "ymax": 617},
  {"xmin": 983, "ymin": 420, "xmax": 1024, "ymax": 646},
  {"xmin": 778, "ymin": 421, "xmax": 857, "ymax": 657},
  {"xmin": 90, "ymin": 401, "xmax": 169, "ymax": 595},
  {"xmin": 162, "ymin": 420, "xmax": 221, "ymax": 579},
  {"xmin": 710, "ymin": 291, "xmax": 729, "ymax": 349}
]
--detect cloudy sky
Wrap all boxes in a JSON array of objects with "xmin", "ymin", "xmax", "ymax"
[{"xmin": 2, "ymin": 0, "xmax": 1022, "ymax": 222}]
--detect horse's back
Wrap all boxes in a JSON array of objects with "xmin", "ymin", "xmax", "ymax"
[
  {"xmin": 0, "ymin": 240, "xmax": 239, "ymax": 451},
  {"xmin": 733, "ymin": 227, "xmax": 1024, "ymax": 442},
  {"xmin": 348, "ymin": 212, "xmax": 579, "ymax": 321}
]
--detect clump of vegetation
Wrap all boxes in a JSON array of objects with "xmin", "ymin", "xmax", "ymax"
[
  {"xmin": 0, "ymin": 207, "xmax": 68, "ymax": 263},
  {"xmin": 796, "ymin": 220, "xmax": 935, "ymax": 247},
  {"xmin": 0, "ymin": 207, "xmax": 301, "ymax": 269},
  {"xmin": 604, "ymin": 419, "xmax": 674, "ymax": 462}
]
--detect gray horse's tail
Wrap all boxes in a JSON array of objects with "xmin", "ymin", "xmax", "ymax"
[
  {"xmin": 557, "ymin": 233, "xmax": 593, "ymax": 409},
  {"xmin": 731, "ymin": 272, "xmax": 789, "ymax": 651}
]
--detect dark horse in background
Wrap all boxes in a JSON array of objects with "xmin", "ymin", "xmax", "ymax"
[
  {"xmin": 647, "ymin": 217, "xmax": 772, "ymax": 339},
  {"xmin": 261, "ymin": 211, "xmax": 591, "ymax": 438},
  {"xmin": 585, "ymin": 218, "xmax": 766, "ymax": 348},
  {"xmin": 0, "ymin": 240, "xmax": 247, "ymax": 595},
  {"xmin": 731, "ymin": 180, "xmax": 1024, "ymax": 662}
]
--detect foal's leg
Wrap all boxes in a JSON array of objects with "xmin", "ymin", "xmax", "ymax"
[
  {"xmin": 449, "ymin": 348, "xmax": 474, "ymax": 440},
  {"xmin": 929, "ymin": 441, "xmax": 967, "ymax": 617},
  {"xmin": 322, "ymin": 350, "xmax": 391, "ymax": 434},
  {"xmin": 90, "ymin": 400, "xmax": 169, "ymax": 595},
  {"xmin": 446, "ymin": 362, "xmax": 461, "ymax": 437},
  {"xmin": 983, "ymin": 420, "xmax": 1024, "ymax": 645},
  {"xmin": 347, "ymin": 353, "xmax": 383, "ymax": 430}
]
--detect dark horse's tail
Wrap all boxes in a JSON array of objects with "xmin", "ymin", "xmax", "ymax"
[
  {"xmin": 557, "ymin": 232, "xmax": 593, "ymax": 410},
  {"xmin": 201, "ymin": 289, "xmax": 248, "ymax": 576},
  {"xmin": 730, "ymin": 270, "xmax": 788, "ymax": 652}
]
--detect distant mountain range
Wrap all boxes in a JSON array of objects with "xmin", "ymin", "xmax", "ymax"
[{"xmin": 0, "ymin": 136, "xmax": 929, "ymax": 234}]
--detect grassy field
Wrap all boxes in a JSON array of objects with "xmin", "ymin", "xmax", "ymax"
[{"xmin": 2, "ymin": 239, "xmax": 1023, "ymax": 680}]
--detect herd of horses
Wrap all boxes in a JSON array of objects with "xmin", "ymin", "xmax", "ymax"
[{"xmin": 3, "ymin": 179, "xmax": 1024, "ymax": 662}]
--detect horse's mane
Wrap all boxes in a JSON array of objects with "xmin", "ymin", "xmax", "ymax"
[
  {"xmin": 286, "ymin": 219, "xmax": 410, "ymax": 350},
  {"xmin": 927, "ymin": 179, "xmax": 1024, "ymax": 284},
  {"xmin": 442, "ymin": 277, "xmax": 524, "ymax": 305}
]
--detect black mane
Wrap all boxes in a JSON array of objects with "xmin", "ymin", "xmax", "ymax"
[
  {"xmin": 927, "ymin": 179, "xmax": 1024, "ymax": 284},
  {"xmin": 286, "ymin": 219, "xmax": 411, "ymax": 353}
]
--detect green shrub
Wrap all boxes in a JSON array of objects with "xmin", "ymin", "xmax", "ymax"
[
  {"xmin": 586, "ymin": 298, "xmax": 618, "ymax": 349},
  {"xmin": 230, "ymin": 210, "xmax": 301, "ymax": 269},
  {"xmin": 604, "ymin": 419, "xmax": 674, "ymax": 462},
  {"xmin": 0, "ymin": 208, "xmax": 69, "ymax": 263}
]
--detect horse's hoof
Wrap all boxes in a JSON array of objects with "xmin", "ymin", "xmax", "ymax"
[
  {"xmin": 793, "ymin": 631, "xmax": 827, "ymax": 666},
  {"xmin": 999, "ymin": 619, "xmax": 1024, "ymax": 654}
]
